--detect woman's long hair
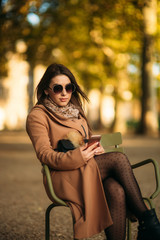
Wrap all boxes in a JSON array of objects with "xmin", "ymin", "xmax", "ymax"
[{"xmin": 36, "ymin": 63, "xmax": 91, "ymax": 133}]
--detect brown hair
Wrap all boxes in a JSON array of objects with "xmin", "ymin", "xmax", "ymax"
[{"xmin": 36, "ymin": 63, "xmax": 91, "ymax": 133}]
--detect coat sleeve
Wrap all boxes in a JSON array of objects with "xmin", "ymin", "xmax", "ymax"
[{"xmin": 26, "ymin": 109, "xmax": 87, "ymax": 171}]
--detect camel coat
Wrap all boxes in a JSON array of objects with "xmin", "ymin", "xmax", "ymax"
[{"xmin": 26, "ymin": 104, "xmax": 113, "ymax": 239}]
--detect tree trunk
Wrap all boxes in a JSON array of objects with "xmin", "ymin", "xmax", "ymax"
[
  {"xmin": 109, "ymin": 86, "xmax": 118, "ymax": 132},
  {"xmin": 98, "ymin": 86, "xmax": 104, "ymax": 130},
  {"xmin": 27, "ymin": 63, "xmax": 34, "ymax": 113},
  {"xmin": 138, "ymin": 0, "xmax": 158, "ymax": 135}
]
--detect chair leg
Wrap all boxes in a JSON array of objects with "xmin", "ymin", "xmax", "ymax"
[
  {"xmin": 126, "ymin": 218, "xmax": 132, "ymax": 240},
  {"xmin": 45, "ymin": 203, "xmax": 55, "ymax": 240}
]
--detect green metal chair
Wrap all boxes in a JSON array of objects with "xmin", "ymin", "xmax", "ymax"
[
  {"xmin": 43, "ymin": 132, "xmax": 160, "ymax": 240},
  {"xmin": 101, "ymin": 132, "xmax": 160, "ymax": 240},
  {"xmin": 43, "ymin": 164, "xmax": 69, "ymax": 240}
]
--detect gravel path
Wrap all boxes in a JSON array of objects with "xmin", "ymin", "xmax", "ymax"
[{"xmin": 0, "ymin": 131, "xmax": 160, "ymax": 240}]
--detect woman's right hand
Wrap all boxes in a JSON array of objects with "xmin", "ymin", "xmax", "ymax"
[{"xmin": 80, "ymin": 142, "xmax": 102, "ymax": 162}]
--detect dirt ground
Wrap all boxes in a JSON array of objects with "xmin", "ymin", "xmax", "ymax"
[{"xmin": 0, "ymin": 131, "xmax": 160, "ymax": 240}]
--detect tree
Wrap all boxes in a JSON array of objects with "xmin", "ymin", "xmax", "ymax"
[
  {"xmin": 0, "ymin": 0, "xmax": 159, "ymax": 134},
  {"xmin": 138, "ymin": 0, "xmax": 159, "ymax": 135}
]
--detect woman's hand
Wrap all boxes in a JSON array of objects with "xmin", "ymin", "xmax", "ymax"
[
  {"xmin": 94, "ymin": 144, "xmax": 105, "ymax": 155},
  {"xmin": 80, "ymin": 142, "xmax": 105, "ymax": 162}
]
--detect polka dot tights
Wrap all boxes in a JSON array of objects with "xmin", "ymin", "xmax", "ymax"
[{"xmin": 94, "ymin": 152, "xmax": 147, "ymax": 240}]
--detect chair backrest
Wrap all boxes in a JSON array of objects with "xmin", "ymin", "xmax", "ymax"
[{"xmin": 100, "ymin": 132, "xmax": 124, "ymax": 153}]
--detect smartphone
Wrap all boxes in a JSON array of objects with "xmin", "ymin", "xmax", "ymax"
[{"xmin": 87, "ymin": 135, "xmax": 101, "ymax": 148}]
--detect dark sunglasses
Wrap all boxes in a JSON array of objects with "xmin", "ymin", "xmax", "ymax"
[{"xmin": 48, "ymin": 83, "xmax": 76, "ymax": 94}]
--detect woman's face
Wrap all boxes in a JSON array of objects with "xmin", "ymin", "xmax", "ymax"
[{"xmin": 45, "ymin": 74, "xmax": 72, "ymax": 107}]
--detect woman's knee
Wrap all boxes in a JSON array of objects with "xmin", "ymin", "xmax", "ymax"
[
  {"xmin": 114, "ymin": 152, "xmax": 130, "ymax": 165},
  {"xmin": 115, "ymin": 184, "xmax": 126, "ymax": 201},
  {"xmin": 103, "ymin": 178, "xmax": 126, "ymax": 203}
]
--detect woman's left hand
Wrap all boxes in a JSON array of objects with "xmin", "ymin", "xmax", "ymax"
[{"xmin": 94, "ymin": 144, "xmax": 105, "ymax": 155}]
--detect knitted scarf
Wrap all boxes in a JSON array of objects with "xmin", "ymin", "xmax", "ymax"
[{"xmin": 43, "ymin": 97, "xmax": 80, "ymax": 119}]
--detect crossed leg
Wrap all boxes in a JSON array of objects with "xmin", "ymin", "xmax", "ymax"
[
  {"xmin": 94, "ymin": 152, "xmax": 147, "ymax": 240},
  {"xmin": 103, "ymin": 177, "xmax": 126, "ymax": 240}
]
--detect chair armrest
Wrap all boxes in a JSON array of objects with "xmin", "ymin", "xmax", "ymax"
[
  {"xmin": 43, "ymin": 164, "xmax": 67, "ymax": 207},
  {"xmin": 131, "ymin": 159, "xmax": 160, "ymax": 199}
]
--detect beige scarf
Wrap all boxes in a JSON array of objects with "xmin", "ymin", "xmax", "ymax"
[{"xmin": 43, "ymin": 97, "xmax": 80, "ymax": 119}]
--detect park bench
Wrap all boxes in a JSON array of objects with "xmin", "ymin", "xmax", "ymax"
[{"xmin": 43, "ymin": 132, "xmax": 160, "ymax": 240}]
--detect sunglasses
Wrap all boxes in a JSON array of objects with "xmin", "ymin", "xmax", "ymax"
[{"xmin": 48, "ymin": 83, "xmax": 76, "ymax": 94}]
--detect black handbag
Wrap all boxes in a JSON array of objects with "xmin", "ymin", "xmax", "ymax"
[
  {"xmin": 57, "ymin": 139, "xmax": 76, "ymax": 153},
  {"xmin": 56, "ymin": 125, "xmax": 88, "ymax": 153},
  {"xmin": 57, "ymin": 138, "xmax": 89, "ymax": 153}
]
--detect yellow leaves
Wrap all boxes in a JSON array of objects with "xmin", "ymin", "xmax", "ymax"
[
  {"xmin": 72, "ymin": 51, "xmax": 82, "ymax": 59},
  {"xmin": 16, "ymin": 40, "xmax": 27, "ymax": 53},
  {"xmin": 42, "ymin": 35, "xmax": 52, "ymax": 44},
  {"xmin": 22, "ymin": 28, "xmax": 31, "ymax": 36},
  {"xmin": 19, "ymin": 3, "xmax": 30, "ymax": 14},
  {"xmin": 89, "ymin": 29, "xmax": 103, "ymax": 45},
  {"xmin": 68, "ymin": 15, "xmax": 80, "ymax": 24},
  {"xmin": 115, "ymin": 53, "xmax": 130, "ymax": 68},
  {"xmin": 19, "ymin": 1, "xmax": 41, "ymax": 14},
  {"xmin": 157, "ymin": 75, "xmax": 160, "ymax": 82},
  {"xmin": 38, "ymin": 45, "xmax": 46, "ymax": 53},
  {"xmin": 2, "ymin": 20, "xmax": 12, "ymax": 31},
  {"xmin": 52, "ymin": 48, "xmax": 64, "ymax": 61},
  {"xmin": 88, "ymin": 64, "xmax": 101, "ymax": 74},
  {"xmin": 102, "ymin": 47, "xmax": 114, "ymax": 59},
  {"xmin": 103, "ymin": 19, "xmax": 120, "ymax": 30}
]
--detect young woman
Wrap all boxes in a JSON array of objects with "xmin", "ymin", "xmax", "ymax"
[{"xmin": 26, "ymin": 63, "xmax": 160, "ymax": 240}]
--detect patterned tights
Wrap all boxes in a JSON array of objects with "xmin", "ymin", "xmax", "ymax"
[{"xmin": 94, "ymin": 152, "xmax": 147, "ymax": 240}]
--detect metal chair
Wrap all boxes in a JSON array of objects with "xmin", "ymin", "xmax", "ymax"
[
  {"xmin": 101, "ymin": 132, "xmax": 160, "ymax": 240},
  {"xmin": 43, "ymin": 164, "xmax": 70, "ymax": 240},
  {"xmin": 43, "ymin": 132, "xmax": 160, "ymax": 240}
]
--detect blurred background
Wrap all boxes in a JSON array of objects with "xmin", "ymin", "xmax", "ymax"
[
  {"xmin": 0, "ymin": 0, "xmax": 160, "ymax": 135},
  {"xmin": 1, "ymin": 1, "xmax": 160, "ymax": 239}
]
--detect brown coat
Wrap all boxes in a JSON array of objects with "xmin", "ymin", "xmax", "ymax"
[{"xmin": 26, "ymin": 104, "xmax": 113, "ymax": 239}]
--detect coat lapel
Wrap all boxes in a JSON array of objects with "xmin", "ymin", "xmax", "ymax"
[{"xmin": 34, "ymin": 104, "xmax": 88, "ymax": 138}]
